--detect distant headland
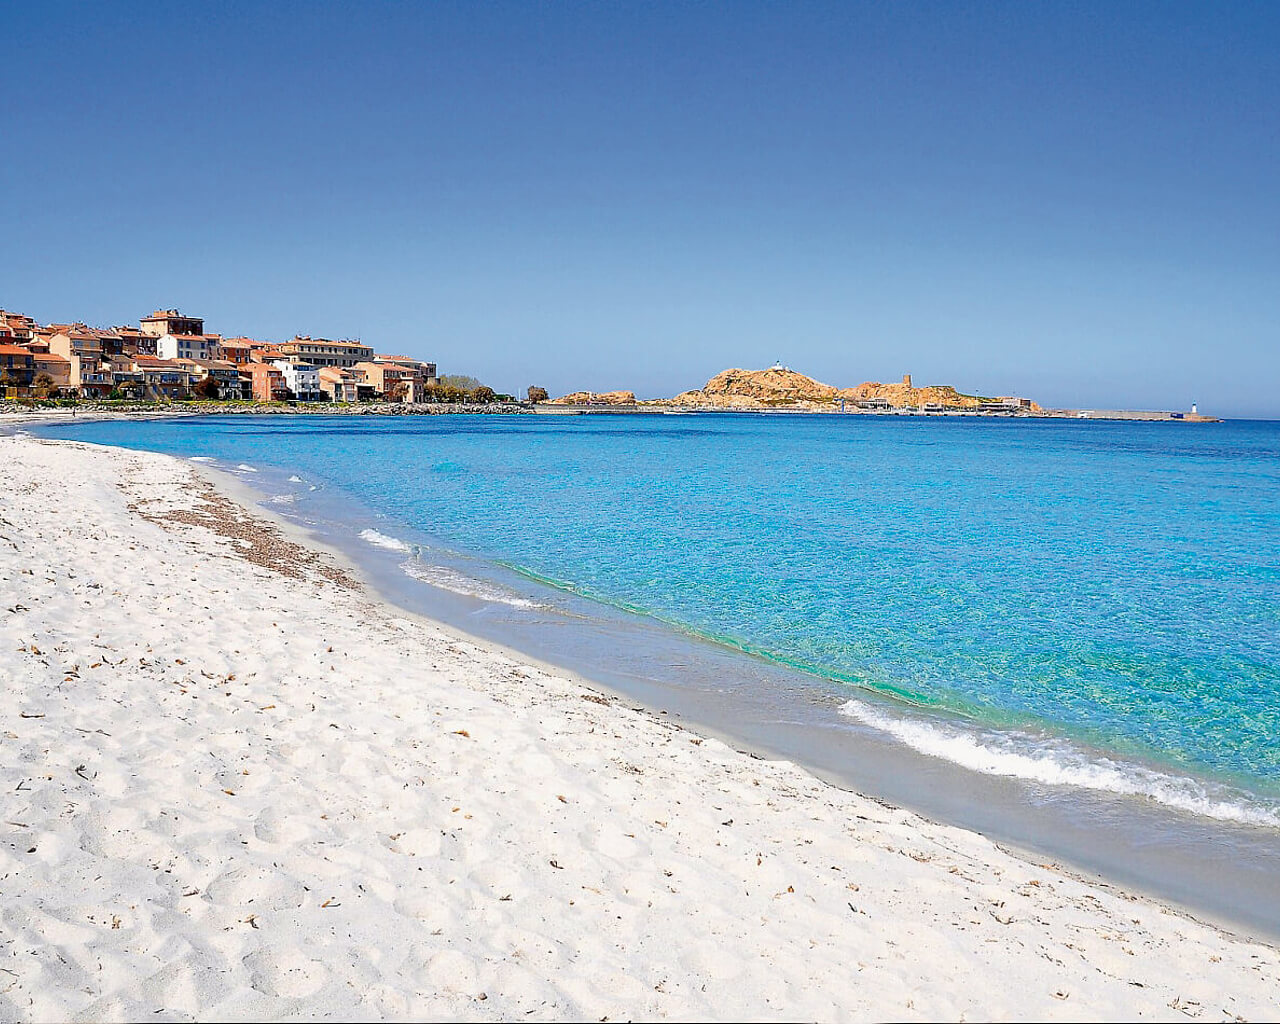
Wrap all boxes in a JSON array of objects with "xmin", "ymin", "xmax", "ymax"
[{"xmin": 543, "ymin": 366, "xmax": 1218, "ymax": 422}]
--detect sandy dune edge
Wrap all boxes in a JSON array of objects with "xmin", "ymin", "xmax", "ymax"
[{"xmin": 0, "ymin": 432, "xmax": 1276, "ymax": 1022}]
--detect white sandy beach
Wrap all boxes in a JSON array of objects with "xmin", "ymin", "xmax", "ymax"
[{"xmin": 2, "ymin": 428, "xmax": 1278, "ymax": 1022}]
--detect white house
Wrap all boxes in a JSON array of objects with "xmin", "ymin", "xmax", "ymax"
[
  {"xmin": 272, "ymin": 359, "xmax": 322, "ymax": 401},
  {"xmin": 156, "ymin": 333, "xmax": 221, "ymax": 362}
]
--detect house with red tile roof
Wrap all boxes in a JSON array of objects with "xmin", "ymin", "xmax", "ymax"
[
  {"xmin": 354, "ymin": 360, "xmax": 425, "ymax": 402},
  {"xmin": 373, "ymin": 354, "xmax": 438, "ymax": 386},
  {"xmin": 278, "ymin": 335, "xmax": 373, "ymax": 368},
  {"xmin": 317, "ymin": 366, "xmax": 373, "ymax": 403},
  {"xmin": 157, "ymin": 333, "xmax": 223, "ymax": 362},
  {"xmin": 248, "ymin": 361, "xmax": 290, "ymax": 402},
  {"xmin": 111, "ymin": 326, "xmax": 157, "ymax": 357},
  {"xmin": 32, "ymin": 352, "xmax": 71, "ymax": 392},
  {"xmin": 0, "ymin": 344, "xmax": 36, "ymax": 394},
  {"xmin": 0, "ymin": 310, "xmax": 39, "ymax": 342},
  {"xmin": 47, "ymin": 326, "xmax": 111, "ymax": 396},
  {"xmin": 127, "ymin": 355, "xmax": 197, "ymax": 399},
  {"xmin": 176, "ymin": 358, "xmax": 247, "ymax": 399},
  {"xmin": 217, "ymin": 337, "xmax": 267, "ymax": 365}
]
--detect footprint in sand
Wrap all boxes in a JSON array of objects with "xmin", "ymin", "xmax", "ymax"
[
  {"xmin": 243, "ymin": 947, "xmax": 329, "ymax": 998},
  {"xmin": 392, "ymin": 891, "xmax": 454, "ymax": 929},
  {"xmin": 206, "ymin": 865, "xmax": 307, "ymax": 911},
  {"xmin": 425, "ymin": 949, "xmax": 479, "ymax": 994},
  {"xmin": 252, "ymin": 806, "xmax": 312, "ymax": 845}
]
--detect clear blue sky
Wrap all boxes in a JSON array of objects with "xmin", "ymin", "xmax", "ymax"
[{"xmin": 3, "ymin": 1, "xmax": 1277, "ymax": 414}]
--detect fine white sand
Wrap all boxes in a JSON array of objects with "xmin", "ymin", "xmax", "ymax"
[{"xmin": 2, "ymin": 430, "xmax": 1278, "ymax": 1022}]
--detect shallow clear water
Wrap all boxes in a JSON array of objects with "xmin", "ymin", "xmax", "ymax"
[{"xmin": 39, "ymin": 413, "xmax": 1280, "ymax": 824}]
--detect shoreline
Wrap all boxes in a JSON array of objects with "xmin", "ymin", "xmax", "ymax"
[
  {"xmin": 1, "ymin": 401, "xmax": 1223, "ymax": 423},
  {"xmin": 3, "ymin": 433, "xmax": 1280, "ymax": 1018},
  {"xmin": 20, "ymin": 411, "xmax": 1280, "ymax": 943}
]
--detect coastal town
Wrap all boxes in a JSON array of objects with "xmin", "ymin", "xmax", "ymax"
[
  {"xmin": 0, "ymin": 307, "xmax": 449, "ymax": 404},
  {"xmin": 1, "ymin": 305, "xmax": 1215, "ymax": 421}
]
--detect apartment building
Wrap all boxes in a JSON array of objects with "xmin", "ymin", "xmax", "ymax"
[
  {"xmin": 112, "ymin": 326, "xmax": 157, "ymax": 356},
  {"xmin": 156, "ymin": 333, "xmax": 223, "ymax": 362},
  {"xmin": 176, "ymin": 358, "xmax": 247, "ymax": 399},
  {"xmin": 0, "ymin": 344, "xmax": 35, "ymax": 393},
  {"xmin": 354, "ymin": 360, "xmax": 428, "ymax": 401},
  {"xmin": 249, "ymin": 362, "xmax": 289, "ymax": 402},
  {"xmin": 218, "ymin": 337, "xmax": 266, "ymax": 365},
  {"xmin": 272, "ymin": 360, "xmax": 322, "ymax": 401},
  {"xmin": 278, "ymin": 335, "xmax": 373, "ymax": 368},
  {"xmin": 140, "ymin": 309, "xmax": 204, "ymax": 337},
  {"xmin": 32, "ymin": 352, "xmax": 71, "ymax": 391},
  {"xmin": 317, "ymin": 366, "xmax": 373, "ymax": 403},
  {"xmin": 373, "ymin": 353, "xmax": 438, "ymax": 387},
  {"xmin": 129, "ymin": 356, "xmax": 196, "ymax": 399},
  {"xmin": 0, "ymin": 310, "xmax": 38, "ymax": 342}
]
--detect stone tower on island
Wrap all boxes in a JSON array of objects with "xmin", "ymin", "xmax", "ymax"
[{"xmin": 902, "ymin": 373, "xmax": 912, "ymax": 388}]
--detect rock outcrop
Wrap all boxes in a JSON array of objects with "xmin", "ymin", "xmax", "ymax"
[
  {"xmin": 547, "ymin": 389, "xmax": 636, "ymax": 405},
  {"xmin": 665, "ymin": 367, "xmax": 999, "ymax": 410},
  {"xmin": 668, "ymin": 367, "xmax": 840, "ymax": 408},
  {"xmin": 552, "ymin": 368, "xmax": 1040, "ymax": 412},
  {"xmin": 839, "ymin": 379, "xmax": 983, "ymax": 409}
]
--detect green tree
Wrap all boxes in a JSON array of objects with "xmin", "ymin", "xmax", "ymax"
[
  {"xmin": 438, "ymin": 374, "xmax": 483, "ymax": 391},
  {"xmin": 33, "ymin": 373, "xmax": 57, "ymax": 398},
  {"xmin": 471, "ymin": 385, "xmax": 496, "ymax": 403}
]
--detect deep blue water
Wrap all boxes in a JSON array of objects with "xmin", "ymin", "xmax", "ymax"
[{"xmin": 40, "ymin": 413, "xmax": 1280, "ymax": 823}]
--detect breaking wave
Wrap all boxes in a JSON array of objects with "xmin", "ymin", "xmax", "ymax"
[
  {"xmin": 839, "ymin": 699, "xmax": 1280, "ymax": 828},
  {"xmin": 359, "ymin": 528, "xmax": 414, "ymax": 552},
  {"xmin": 399, "ymin": 559, "xmax": 546, "ymax": 610}
]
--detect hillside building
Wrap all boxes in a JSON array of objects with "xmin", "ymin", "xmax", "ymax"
[
  {"xmin": 272, "ymin": 359, "xmax": 322, "ymax": 401},
  {"xmin": 140, "ymin": 309, "xmax": 204, "ymax": 337},
  {"xmin": 278, "ymin": 336, "xmax": 373, "ymax": 368}
]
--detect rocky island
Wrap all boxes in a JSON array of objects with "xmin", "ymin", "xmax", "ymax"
[
  {"xmin": 542, "ymin": 366, "xmax": 1216, "ymax": 421},
  {"xmin": 664, "ymin": 367, "xmax": 1039, "ymax": 413},
  {"xmin": 547, "ymin": 366, "xmax": 1038, "ymax": 414}
]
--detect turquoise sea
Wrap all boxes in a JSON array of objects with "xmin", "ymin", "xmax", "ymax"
[{"xmin": 39, "ymin": 414, "xmax": 1280, "ymax": 833}]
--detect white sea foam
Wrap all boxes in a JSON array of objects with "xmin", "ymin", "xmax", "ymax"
[
  {"xmin": 236, "ymin": 463, "xmax": 258, "ymax": 472},
  {"xmin": 188, "ymin": 456, "xmax": 217, "ymax": 463},
  {"xmin": 288, "ymin": 475, "xmax": 303, "ymax": 482},
  {"xmin": 839, "ymin": 699, "xmax": 1280, "ymax": 828},
  {"xmin": 399, "ymin": 559, "xmax": 545, "ymax": 610},
  {"xmin": 359, "ymin": 528, "xmax": 414, "ymax": 552},
  {"xmin": 267, "ymin": 493, "xmax": 298, "ymax": 505}
]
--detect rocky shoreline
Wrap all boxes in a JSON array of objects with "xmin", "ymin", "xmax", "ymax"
[{"xmin": 0, "ymin": 400, "xmax": 533, "ymax": 418}]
